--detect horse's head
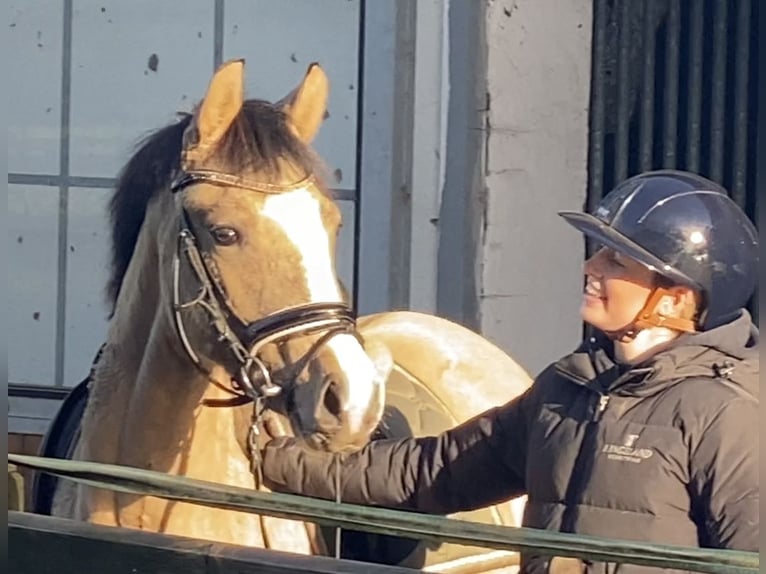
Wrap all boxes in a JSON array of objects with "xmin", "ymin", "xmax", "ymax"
[{"xmin": 153, "ymin": 60, "xmax": 388, "ymax": 451}]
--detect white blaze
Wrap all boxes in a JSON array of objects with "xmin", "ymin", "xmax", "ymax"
[{"xmin": 261, "ymin": 190, "xmax": 382, "ymax": 430}]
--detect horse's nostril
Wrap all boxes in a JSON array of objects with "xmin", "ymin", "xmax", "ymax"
[{"xmin": 322, "ymin": 380, "xmax": 343, "ymax": 419}]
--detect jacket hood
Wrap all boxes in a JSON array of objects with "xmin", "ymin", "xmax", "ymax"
[
  {"xmin": 557, "ymin": 309, "xmax": 759, "ymax": 398},
  {"xmin": 650, "ymin": 309, "xmax": 759, "ymax": 396}
]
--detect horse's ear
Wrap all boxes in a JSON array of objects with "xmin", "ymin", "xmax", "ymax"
[
  {"xmin": 194, "ymin": 59, "xmax": 245, "ymax": 153},
  {"xmin": 279, "ymin": 63, "xmax": 329, "ymax": 143}
]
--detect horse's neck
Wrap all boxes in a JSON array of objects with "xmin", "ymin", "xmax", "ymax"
[
  {"xmin": 117, "ymin": 345, "xmax": 252, "ymax": 481},
  {"xmin": 77, "ymin": 197, "xmax": 317, "ymax": 552},
  {"xmin": 77, "ymin": 201, "xmax": 218, "ymax": 470},
  {"xmin": 84, "ymin": 211, "xmax": 252, "ymax": 477},
  {"xmin": 77, "ymin": 214, "xmax": 262, "ymax": 540},
  {"xmin": 79, "ymin": 214, "xmax": 165, "ymax": 465},
  {"xmin": 87, "ymin": 283, "xmax": 315, "ymax": 551}
]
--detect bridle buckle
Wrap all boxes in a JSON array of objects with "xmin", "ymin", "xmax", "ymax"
[{"xmin": 238, "ymin": 357, "xmax": 283, "ymax": 400}]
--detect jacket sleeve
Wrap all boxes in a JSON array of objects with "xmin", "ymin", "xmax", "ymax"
[
  {"xmin": 689, "ymin": 394, "xmax": 758, "ymax": 551},
  {"xmin": 262, "ymin": 388, "xmax": 532, "ymax": 515}
]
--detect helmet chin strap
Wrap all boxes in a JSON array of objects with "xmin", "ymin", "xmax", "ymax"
[{"xmin": 603, "ymin": 287, "xmax": 698, "ymax": 342}]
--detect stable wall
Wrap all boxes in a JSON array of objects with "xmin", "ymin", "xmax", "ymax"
[{"xmin": 478, "ymin": 0, "xmax": 593, "ymax": 375}]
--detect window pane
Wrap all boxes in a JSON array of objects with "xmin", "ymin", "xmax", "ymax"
[
  {"xmin": 68, "ymin": 0, "xmax": 215, "ymax": 177},
  {"xmin": 8, "ymin": 1, "xmax": 63, "ymax": 174},
  {"xmin": 63, "ymin": 188, "xmax": 112, "ymax": 386},
  {"xmin": 224, "ymin": 0, "xmax": 360, "ymax": 191},
  {"xmin": 8, "ymin": 185, "xmax": 60, "ymax": 386}
]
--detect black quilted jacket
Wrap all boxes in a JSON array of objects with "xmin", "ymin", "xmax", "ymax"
[{"xmin": 263, "ymin": 310, "xmax": 759, "ymax": 574}]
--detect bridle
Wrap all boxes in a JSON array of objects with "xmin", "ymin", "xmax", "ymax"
[{"xmin": 169, "ymin": 165, "xmax": 360, "ymax": 485}]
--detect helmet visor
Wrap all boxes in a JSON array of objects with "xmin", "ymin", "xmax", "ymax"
[{"xmin": 558, "ymin": 211, "xmax": 702, "ymax": 290}]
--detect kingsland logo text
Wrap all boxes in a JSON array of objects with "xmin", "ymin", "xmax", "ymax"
[{"xmin": 602, "ymin": 434, "xmax": 654, "ymax": 463}]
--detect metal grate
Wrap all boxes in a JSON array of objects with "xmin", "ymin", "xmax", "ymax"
[{"xmin": 587, "ymin": 0, "xmax": 759, "ymax": 321}]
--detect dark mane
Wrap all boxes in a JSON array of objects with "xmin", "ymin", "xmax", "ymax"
[{"xmin": 106, "ymin": 99, "xmax": 323, "ymax": 312}]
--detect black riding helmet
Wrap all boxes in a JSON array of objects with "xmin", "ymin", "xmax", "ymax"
[{"xmin": 559, "ymin": 170, "xmax": 758, "ymax": 331}]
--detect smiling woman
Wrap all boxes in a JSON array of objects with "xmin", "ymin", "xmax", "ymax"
[
  {"xmin": 581, "ymin": 247, "xmax": 704, "ymax": 364},
  {"xmin": 581, "ymin": 247, "xmax": 662, "ymax": 330},
  {"xmin": 560, "ymin": 170, "xmax": 758, "ymax": 362}
]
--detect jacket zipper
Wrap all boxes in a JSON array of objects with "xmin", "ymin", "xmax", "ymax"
[
  {"xmin": 594, "ymin": 394, "xmax": 610, "ymax": 420},
  {"xmin": 561, "ymin": 391, "xmax": 610, "ymax": 533}
]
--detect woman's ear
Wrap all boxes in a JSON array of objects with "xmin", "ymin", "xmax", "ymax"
[
  {"xmin": 658, "ymin": 293, "xmax": 677, "ymax": 316},
  {"xmin": 665, "ymin": 286, "xmax": 700, "ymax": 320}
]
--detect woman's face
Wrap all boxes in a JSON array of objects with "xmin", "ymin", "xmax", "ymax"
[{"xmin": 581, "ymin": 246, "xmax": 657, "ymax": 332}]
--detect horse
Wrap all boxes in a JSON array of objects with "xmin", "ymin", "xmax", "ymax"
[{"xmin": 33, "ymin": 59, "xmax": 533, "ymax": 572}]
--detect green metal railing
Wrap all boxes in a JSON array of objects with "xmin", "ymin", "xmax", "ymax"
[{"xmin": 9, "ymin": 454, "xmax": 759, "ymax": 574}]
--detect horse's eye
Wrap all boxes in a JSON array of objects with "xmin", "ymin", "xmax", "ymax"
[{"xmin": 211, "ymin": 227, "xmax": 240, "ymax": 246}]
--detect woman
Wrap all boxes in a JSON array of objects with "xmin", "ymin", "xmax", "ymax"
[{"xmin": 261, "ymin": 170, "xmax": 759, "ymax": 573}]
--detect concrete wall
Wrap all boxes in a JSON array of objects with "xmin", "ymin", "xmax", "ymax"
[
  {"xmin": 479, "ymin": 0, "xmax": 593, "ymax": 375},
  {"xmin": 434, "ymin": 0, "xmax": 487, "ymax": 329}
]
